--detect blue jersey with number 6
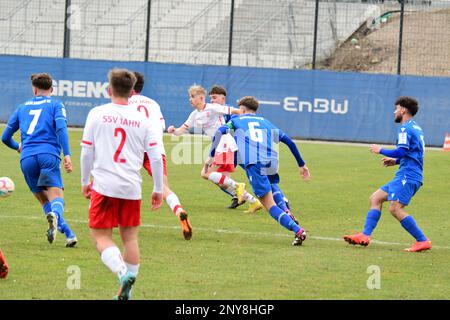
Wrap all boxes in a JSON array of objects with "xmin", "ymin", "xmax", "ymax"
[
  {"xmin": 6, "ymin": 95, "xmax": 67, "ymax": 161},
  {"xmin": 396, "ymin": 119, "xmax": 424, "ymax": 183},
  {"xmin": 227, "ymin": 114, "xmax": 286, "ymax": 167}
]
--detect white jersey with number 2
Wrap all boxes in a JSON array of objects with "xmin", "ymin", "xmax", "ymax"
[{"xmin": 81, "ymin": 103, "xmax": 162, "ymax": 200}]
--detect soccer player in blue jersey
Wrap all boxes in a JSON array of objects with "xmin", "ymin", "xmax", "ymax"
[
  {"xmin": 344, "ymin": 96, "xmax": 432, "ymax": 252},
  {"xmin": 209, "ymin": 85, "xmax": 290, "ymax": 213},
  {"xmin": 1, "ymin": 73, "xmax": 77, "ymax": 247},
  {"xmin": 208, "ymin": 96, "xmax": 310, "ymax": 246}
]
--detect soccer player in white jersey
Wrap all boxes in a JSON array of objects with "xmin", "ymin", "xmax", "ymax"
[
  {"xmin": 129, "ymin": 71, "xmax": 192, "ymax": 240},
  {"xmin": 167, "ymin": 85, "xmax": 262, "ymax": 212},
  {"xmin": 207, "ymin": 85, "xmax": 263, "ymax": 213},
  {"xmin": 80, "ymin": 69, "xmax": 164, "ymax": 300}
]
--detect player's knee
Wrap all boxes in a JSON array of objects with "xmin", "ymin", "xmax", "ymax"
[
  {"xmin": 388, "ymin": 203, "xmax": 400, "ymax": 215},
  {"xmin": 369, "ymin": 194, "xmax": 381, "ymax": 206}
]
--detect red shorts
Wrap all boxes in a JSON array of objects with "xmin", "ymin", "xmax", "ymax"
[
  {"xmin": 89, "ymin": 189, "xmax": 141, "ymax": 229},
  {"xmin": 214, "ymin": 151, "xmax": 235, "ymax": 173},
  {"xmin": 143, "ymin": 153, "xmax": 167, "ymax": 176}
]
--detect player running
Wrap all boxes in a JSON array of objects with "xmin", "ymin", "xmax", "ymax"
[
  {"xmin": 80, "ymin": 69, "xmax": 164, "ymax": 300},
  {"xmin": 129, "ymin": 71, "xmax": 192, "ymax": 240},
  {"xmin": 1, "ymin": 73, "xmax": 77, "ymax": 247},
  {"xmin": 208, "ymin": 85, "xmax": 262, "ymax": 213},
  {"xmin": 208, "ymin": 96, "xmax": 311, "ymax": 246},
  {"xmin": 167, "ymin": 85, "xmax": 262, "ymax": 213},
  {"xmin": 344, "ymin": 96, "xmax": 432, "ymax": 252}
]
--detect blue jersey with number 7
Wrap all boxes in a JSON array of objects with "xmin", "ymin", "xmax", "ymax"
[
  {"xmin": 226, "ymin": 114, "xmax": 286, "ymax": 167},
  {"xmin": 6, "ymin": 95, "xmax": 68, "ymax": 161}
]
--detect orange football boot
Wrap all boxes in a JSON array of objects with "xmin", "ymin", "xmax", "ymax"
[
  {"xmin": 343, "ymin": 233, "xmax": 370, "ymax": 246},
  {"xmin": 179, "ymin": 211, "xmax": 193, "ymax": 241},
  {"xmin": 404, "ymin": 240, "xmax": 432, "ymax": 252}
]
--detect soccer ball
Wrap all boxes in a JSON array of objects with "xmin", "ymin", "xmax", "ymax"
[{"xmin": 0, "ymin": 177, "xmax": 15, "ymax": 198}]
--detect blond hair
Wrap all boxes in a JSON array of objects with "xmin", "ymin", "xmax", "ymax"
[{"xmin": 188, "ymin": 85, "xmax": 206, "ymax": 97}]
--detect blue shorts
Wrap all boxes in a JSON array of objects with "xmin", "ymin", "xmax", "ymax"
[
  {"xmin": 380, "ymin": 177, "xmax": 421, "ymax": 206},
  {"xmin": 20, "ymin": 154, "xmax": 63, "ymax": 193},
  {"xmin": 244, "ymin": 163, "xmax": 280, "ymax": 198}
]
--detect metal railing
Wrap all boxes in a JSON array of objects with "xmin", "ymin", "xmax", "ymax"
[{"xmin": 0, "ymin": 0, "xmax": 449, "ymax": 77}]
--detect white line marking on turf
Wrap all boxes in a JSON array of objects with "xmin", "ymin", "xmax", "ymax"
[{"xmin": 0, "ymin": 215, "xmax": 448, "ymax": 250}]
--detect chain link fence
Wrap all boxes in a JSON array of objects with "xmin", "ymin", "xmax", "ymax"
[{"xmin": 1, "ymin": 0, "xmax": 449, "ymax": 77}]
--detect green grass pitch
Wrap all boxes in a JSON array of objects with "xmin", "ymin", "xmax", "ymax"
[{"xmin": 0, "ymin": 128, "xmax": 449, "ymax": 299}]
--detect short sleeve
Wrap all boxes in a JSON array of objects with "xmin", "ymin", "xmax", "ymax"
[
  {"xmin": 183, "ymin": 111, "xmax": 195, "ymax": 129},
  {"xmin": 209, "ymin": 103, "xmax": 231, "ymax": 115}
]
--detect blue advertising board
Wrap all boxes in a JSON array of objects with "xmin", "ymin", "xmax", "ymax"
[{"xmin": 1, "ymin": 55, "xmax": 449, "ymax": 146}]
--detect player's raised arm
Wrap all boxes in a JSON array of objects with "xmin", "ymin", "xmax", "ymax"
[
  {"xmin": 167, "ymin": 110, "xmax": 194, "ymax": 136},
  {"xmin": 209, "ymin": 102, "xmax": 241, "ymax": 116},
  {"xmin": 167, "ymin": 124, "xmax": 189, "ymax": 136},
  {"xmin": 370, "ymin": 144, "xmax": 408, "ymax": 158},
  {"xmin": 230, "ymin": 107, "xmax": 241, "ymax": 115}
]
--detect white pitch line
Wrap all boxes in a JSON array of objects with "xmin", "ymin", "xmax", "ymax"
[{"xmin": 0, "ymin": 214, "xmax": 447, "ymax": 250}]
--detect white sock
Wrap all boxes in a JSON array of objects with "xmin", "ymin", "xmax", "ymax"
[
  {"xmin": 223, "ymin": 185, "xmax": 236, "ymax": 197},
  {"xmin": 125, "ymin": 262, "xmax": 140, "ymax": 277},
  {"xmin": 166, "ymin": 193, "xmax": 183, "ymax": 216},
  {"xmin": 243, "ymin": 191, "xmax": 257, "ymax": 204},
  {"xmin": 101, "ymin": 246, "xmax": 128, "ymax": 280},
  {"xmin": 208, "ymin": 172, "xmax": 236, "ymax": 189}
]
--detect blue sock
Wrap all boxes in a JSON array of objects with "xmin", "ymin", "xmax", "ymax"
[
  {"xmin": 362, "ymin": 209, "xmax": 382, "ymax": 236},
  {"xmin": 400, "ymin": 216, "xmax": 427, "ymax": 242},
  {"xmin": 269, "ymin": 205, "xmax": 301, "ymax": 234},
  {"xmin": 42, "ymin": 201, "xmax": 52, "ymax": 215},
  {"xmin": 50, "ymin": 198, "xmax": 74, "ymax": 238},
  {"xmin": 219, "ymin": 186, "xmax": 234, "ymax": 198},
  {"xmin": 271, "ymin": 184, "xmax": 288, "ymax": 212}
]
